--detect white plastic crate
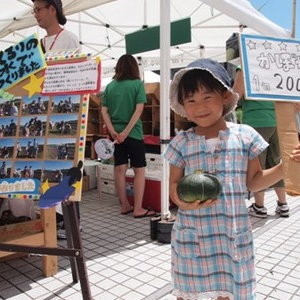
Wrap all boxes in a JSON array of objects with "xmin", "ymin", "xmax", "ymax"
[
  {"xmin": 98, "ymin": 163, "xmax": 114, "ymax": 180},
  {"xmin": 126, "ymin": 168, "xmax": 162, "ymax": 181},
  {"xmin": 100, "ymin": 180, "xmax": 117, "ymax": 195},
  {"xmin": 146, "ymin": 153, "xmax": 163, "ymax": 171}
]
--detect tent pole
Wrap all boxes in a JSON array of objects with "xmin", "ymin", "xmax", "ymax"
[
  {"xmin": 291, "ymin": 0, "xmax": 297, "ymax": 38},
  {"xmin": 160, "ymin": 0, "xmax": 171, "ymax": 220}
]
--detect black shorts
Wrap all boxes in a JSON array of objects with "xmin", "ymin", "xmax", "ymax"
[{"xmin": 114, "ymin": 137, "xmax": 146, "ymax": 168}]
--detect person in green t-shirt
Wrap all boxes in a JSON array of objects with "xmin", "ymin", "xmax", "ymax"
[
  {"xmin": 102, "ymin": 54, "xmax": 156, "ymax": 218},
  {"xmin": 233, "ymin": 66, "xmax": 289, "ymax": 219}
]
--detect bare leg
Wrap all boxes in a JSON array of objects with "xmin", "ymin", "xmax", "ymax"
[
  {"xmin": 132, "ymin": 166, "xmax": 155, "ymax": 217},
  {"xmin": 254, "ymin": 190, "xmax": 265, "ymax": 207},
  {"xmin": 275, "ymin": 186, "xmax": 286, "ymax": 204},
  {"xmin": 114, "ymin": 164, "xmax": 133, "ymax": 214},
  {"xmin": 274, "ymin": 186, "xmax": 289, "ymax": 216},
  {"xmin": 255, "ymin": 187, "xmax": 286, "ymax": 206}
]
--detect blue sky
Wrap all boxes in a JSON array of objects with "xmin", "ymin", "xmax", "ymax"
[{"xmin": 250, "ymin": 0, "xmax": 300, "ymax": 38}]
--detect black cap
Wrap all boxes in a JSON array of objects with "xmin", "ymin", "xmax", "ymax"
[{"xmin": 32, "ymin": 0, "xmax": 67, "ymax": 25}]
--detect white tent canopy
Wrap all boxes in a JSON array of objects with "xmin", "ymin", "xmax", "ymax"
[
  {"xmin": 0, "ymin": 0, "xmax": 113, "ymax": 38},
  {"xmin": 0, "ymin": 0, "xmax": 291, "ymax": 218},
  {"xmin": 0, "ymin": 0, "xmax": 291, "ymax": 77}
]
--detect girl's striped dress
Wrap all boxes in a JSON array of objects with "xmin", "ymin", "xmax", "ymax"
[{"xmin": 163, "ymin": 123, "xmax": 268, "ymax": 300}]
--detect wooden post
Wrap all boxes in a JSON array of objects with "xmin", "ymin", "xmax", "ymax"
[
  {"xmin": 275, "ymin": 102, "xmax": 300, "ymax": 196},
  {"xmin": 41, "ymin": 207, "xmax": 58, "ymax": 276}
]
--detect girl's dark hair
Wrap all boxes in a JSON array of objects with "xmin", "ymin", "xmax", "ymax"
[
  {"xmin": 177, "ymin": 69, "xmax": 227, "ymax": 105},
  {"xmin": 113, "ymin": 54, "xmax": 141, "ymax": 80}
]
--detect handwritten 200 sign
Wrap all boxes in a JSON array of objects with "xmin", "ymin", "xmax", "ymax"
[{"xmin": 240, "ymin": 33, "xmax": 300, "ymax": 102}]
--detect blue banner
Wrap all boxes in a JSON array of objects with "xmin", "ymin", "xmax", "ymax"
[
  {"xmin": 0, "ymin": 34, "xmax": 46, "ymax": 90},
  {"xmin": 0, "ymin": 177, "xmax": 41, "ymax": 195}
]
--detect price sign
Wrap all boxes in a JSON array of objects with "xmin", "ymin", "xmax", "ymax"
[
  {"xmin": 240, "ymin": 33, "xmax": 300, "ymax": 102},
  {"xmin": 240, "ymin": 33, "xmax": 300, "ymax": 196}
]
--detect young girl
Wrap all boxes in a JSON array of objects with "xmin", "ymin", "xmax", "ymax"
[{"xmin": 163, "ymin": 58, "xmax": 283, "ymax": 300}]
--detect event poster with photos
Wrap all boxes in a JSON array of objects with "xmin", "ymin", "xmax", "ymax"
[
  {"xmin": 0, "ymin": 93, "xmax": 89, "ymax": 201},
  {"xmin": 0, "ymin": 34, "xmax": 100, "ymax": 201}
]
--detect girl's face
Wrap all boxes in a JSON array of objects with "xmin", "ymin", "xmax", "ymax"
[{"xmin": 182, "ymin": 86, "xmax": 230, "ymax": 128}]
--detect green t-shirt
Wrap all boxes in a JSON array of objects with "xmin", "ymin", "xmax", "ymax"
[
  {"xmin": 102, "ymin": 79, "xmax": 147, "ymax": 140},
  {"xmin": 242, "ymin": 99, "xmax": 276, "ymax": 128},
  {"xmin": 236, "ymin": 65, "xmax": 276, "ymax": 128}
]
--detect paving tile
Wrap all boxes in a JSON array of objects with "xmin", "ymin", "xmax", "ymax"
[{"xmin": 1, "ymin": 189, "xmax": 300, "ymax": 300}]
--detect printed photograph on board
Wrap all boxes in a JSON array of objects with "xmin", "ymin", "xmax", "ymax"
[
  {"xmin": 46, "ymin": 137, "xmax": 76, "ymax": 160},
  {"xmin": 51, "ymin": 95, "xmax": 81, "ymax": 114},
  {"xmin": 15, "ymin": 137, "xmax": 44, "ymax": 159},
  {"xmin": 42, "ymin": 160, "xmax": 74, "ymax": 183},
  {"xmin": 22, "ymin": 95, "xmax": 49, "ymax": 115},
  {"xmin": 13, "ymin": 160, "xmax": 43, "ymax": 180},
  {"xmin": 19, "ymin": 115, "xmax": 47, "ymax": 137},
  {"xmin": 48, "ymin": 114, "xmax": 78, "ymax": 136},
  {"xmin": 0, "ymin": 138, "xmax": 15, "ymax": 159},
  {"xmin": 0, "ymin": 117, "xmax": 18, "ymax": 137},
  {"xmin": 0, "ymin": 160, "xmax": 11, "ymax": 178},
  {"xmin": 0, "ymin": 97, "xmax": 21, "ymax": 117}
]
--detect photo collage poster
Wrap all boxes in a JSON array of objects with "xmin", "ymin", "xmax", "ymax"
[
  {"xmin": 0, "ymin": 34, "xmax": 101, "ymax": 202},
  {"xmin": 0, "ymin": 92, "xmax": 89, "ymax": 201}
]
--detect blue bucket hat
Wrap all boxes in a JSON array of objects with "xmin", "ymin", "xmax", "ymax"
[{"xmin": 170, "ymin": 58, "xmax": 239, "ymax": 118}]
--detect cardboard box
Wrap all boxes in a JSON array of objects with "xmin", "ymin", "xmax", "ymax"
[
  {"xmin": 82, "ymin": 175, "xmax": 90, "ymax": 192},
  {"xmin": 126, "ymin": 169, "xmax": 175, "ymax": 212},
  {"xmin": 83, "ymin": 161, "xmax": 99, "ymax": 189}
]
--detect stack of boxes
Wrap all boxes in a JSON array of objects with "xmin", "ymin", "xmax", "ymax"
[{"xmin": 97, "ymin": 163, "xmax": 117, "ymax": 196}]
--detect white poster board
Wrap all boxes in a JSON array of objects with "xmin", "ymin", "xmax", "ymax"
[
  {"xmin": 240, "ymin": 33, "xmax": 300, "ymax": 102},
  {"xmin": 240, "ymin": 33, "xmax": 300, "ymax": 195}
]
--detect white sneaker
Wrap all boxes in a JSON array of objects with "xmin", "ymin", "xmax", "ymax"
[
  {"xmin": 247, "ymin": 204, "xmax": 267, "ymax": 219},
  {"xmin": 275, "ymin": 202, "xmax": 290, "ymax": 217}
]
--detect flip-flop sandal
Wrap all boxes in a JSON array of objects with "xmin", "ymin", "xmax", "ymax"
[
  {"xmin": 121, "ymin": 208, "xmax": 134, "ymax": 215},
  {"xmin": 134, "ymin": 209, "xmax": 156, "ymax": 219}
]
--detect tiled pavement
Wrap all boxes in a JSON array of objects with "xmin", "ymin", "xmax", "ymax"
[{"xmin": 1, "ymin": 187, "xmax": 300, "ymax": 300}]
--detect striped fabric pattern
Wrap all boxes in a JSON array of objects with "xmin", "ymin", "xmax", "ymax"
[{"xmin": 163, "ymin": 123, "xmax": 268, "ymax": 300}]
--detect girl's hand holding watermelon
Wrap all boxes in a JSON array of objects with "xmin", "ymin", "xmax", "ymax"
[{"xmin": 174, "ymin": 196, "xmax": 217, "ymax": 211}]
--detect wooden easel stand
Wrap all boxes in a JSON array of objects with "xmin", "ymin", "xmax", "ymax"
[{"xmin": 0, "ymin": 200, "xmax": 92, "ymax": 300}]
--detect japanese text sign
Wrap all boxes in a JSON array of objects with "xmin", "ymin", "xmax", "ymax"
[
  {"xmin": 42, "ymin": 58, "xmax": 101, "ymax": 95},
  {"xmin": 0, "ymin": 34, "xmax": 45, "ymax": 91},
  {"xmin": 240, "ymin": 34, "xmax": 300, "ymax": 102}
]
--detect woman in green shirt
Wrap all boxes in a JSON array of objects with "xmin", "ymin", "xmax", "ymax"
[{"xmin": 102, "ymin": 54, "xmax": 156, "ymax": 218}]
